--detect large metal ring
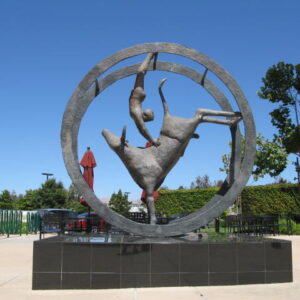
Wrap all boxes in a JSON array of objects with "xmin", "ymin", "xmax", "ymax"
[{"xmin": 61, "ymin": 43, "xmax": 256, "ymax": 237}]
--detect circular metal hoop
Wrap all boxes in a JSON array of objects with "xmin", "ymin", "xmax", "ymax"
[{"xmin": 61, "ymin": 43, "xmax": 256, "ymax": 237}]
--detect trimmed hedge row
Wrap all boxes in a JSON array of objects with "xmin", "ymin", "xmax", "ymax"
[
  {"xmin": 156, "ymin": 184, "xmax": 300, "ymax": 215},
  {"xmin": 241, "ymin": 184, "xmax": 300, "ymax": 214},
  {"xmin": 156, "ymin": 187, "xmax": 218, "ymax": 215}
]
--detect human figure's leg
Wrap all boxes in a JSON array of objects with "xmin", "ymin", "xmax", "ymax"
[{"xmin": 196, "ymin": 109, "xmax": 242, "ymax": 126}]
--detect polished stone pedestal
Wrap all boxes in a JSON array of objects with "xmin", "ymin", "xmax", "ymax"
[{"xmin": 32, "ymin": 233, "xmax": 292, "ymax": 289}]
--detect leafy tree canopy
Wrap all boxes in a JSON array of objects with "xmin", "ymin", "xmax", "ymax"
[
  {"xmin": 16, "ymin": 179, "xmax": 68, "ymax": 210},
  {"xmin": 258, "ymin": 62, "xmax": 300, "ymax": 154},
  {"xmin": 109, "ymin": 189, "xmax": 131, "ymax": 215},
  {"xmin": 65, "ymin": 184, "xmax": 89, "ymax": 214},
  {"xmin": 16, "ymin": 190, "xmax": 41, "ymax": 210},
  {"xmin": 177, "ymin": 185, "xmax": 186, "ymax": 190},
  {"xmin": 220, "ymin": 134, "xmax": 288, "ymax": 181},
  {"xmin": 190, "ymin": 175, "xmax": 223, "ymax": 189},
  {"xmin": 159, "ymin": 186, "xmax": 169, "ymax": 190},
  {"xmin": 190, "ymin": 175, "xmax": 212, "ymax": 189},
  {"xmin": 0, "ymin": 190, "xmax": 14, "ymax": 209},
  {"xmin": 38, "ymin": 179, "xmax": 68, "ymax": 208}
]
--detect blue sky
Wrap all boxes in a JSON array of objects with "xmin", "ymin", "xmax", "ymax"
[{"xmin": 0, "ymin": 0, "xmax": 299, "ymax": 201}]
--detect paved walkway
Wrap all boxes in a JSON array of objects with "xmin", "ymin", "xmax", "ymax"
[{"xmin": 0, "ymin": 234, "xmax": 299, "ymax": 300}]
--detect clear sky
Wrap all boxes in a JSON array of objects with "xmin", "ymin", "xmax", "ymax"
[{"xmin": 1, "ymin": 0, "xmax": 299, "ymax": 201}]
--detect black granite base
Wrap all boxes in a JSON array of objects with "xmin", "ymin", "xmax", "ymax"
[{"xmin": 32, "ymin": 234, "xmax": 293, "ymax": 289}]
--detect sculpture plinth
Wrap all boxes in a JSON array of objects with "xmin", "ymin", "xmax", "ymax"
[{"xmin": 32, "ymin": 234, "xmax": 292, "ymax": 289}]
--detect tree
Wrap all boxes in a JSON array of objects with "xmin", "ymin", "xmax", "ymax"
[
  {"xmin": 190, "ymin": 175, "xmax": 212, "ymax": 189},
  {"xmin": 67, "ymin": 184, "xmax": 81, "ymax": 203},
  {"xmin": 258, "ymin": 62, "xmax": 300, "ymax": 200},
  {"xmin": 258, "ymin": 62, "xmax": 300, "ymax": 154},
  {"xmin": 258, "ymin": 61, "xmax": 300, "ymax": 170},
  {"xmin": 213, "ymin": 180, "xmax": 224, "ymax": 187},
  {"xmin": 159, "ymin": 186, "xmax": 169, "ymax": 191},
  {"xmin": 38, "ymin": 179, "xmax": 68, "ymax": 208},
  {"xmin": 274, "ymin": 177, "xmax": 290, "ymax": 184},
  {"xmin": 109, "ymin": 189, "xmax": 131, "ymax": 215},
  {"xmin": 177, "ymin": 185, "xmax": 186, "ymax": 190},
  {"xmin": 16, "ymin": 190, "xmax": 41, "ymax": 210},
  {"xmin": 253, "ymin": 134, "xmax": 289, "ymax": 180},
  {"xmin": 0, "ymin": 190, "xmax": 14, "ymax": 209},
  {"xmin": 220, "ymin": 134, "xmax": 288, "ymax": 181},
  {"xmin": 16, "ymin": 179, "xmax": 68, "ymax": 210},
  {"xmin": 65, "ymin": 184, "xmax": 88, "ymax": 214}
]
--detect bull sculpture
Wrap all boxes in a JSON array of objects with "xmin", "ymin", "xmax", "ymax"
[{"xmin": 102, "ymin": 54, "xmax": 242, "ymax": 224}]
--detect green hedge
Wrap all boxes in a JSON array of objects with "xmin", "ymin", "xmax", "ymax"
[
  {"xmin": 241, "ymin": 184, "xmax": 300, "ymax": 214},
  {"xmin": 156, "ymin": 187, "xmax": 218, "ymax": 215},
  {"xmin": 155, "ymin": 184, "xmax": 300, "ymax": 216}
]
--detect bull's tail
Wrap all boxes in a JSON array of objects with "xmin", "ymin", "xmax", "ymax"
[{"xmin": 158, "ymin": 78, "xmax": 170, "ymax": 115}]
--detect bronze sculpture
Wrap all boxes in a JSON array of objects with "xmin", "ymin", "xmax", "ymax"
[
  {"xmin": 103, "ymin": 54, "xmax": 242, "ymax": 224},
  {"xmin": 61, "ymin": 43, "xmax": 256, "ymax": 237}
]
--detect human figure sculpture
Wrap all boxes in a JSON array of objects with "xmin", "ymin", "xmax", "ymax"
[
  {"xmin": 102, "ymin": 67, "xmax": 242, "ymax": 224},
  {"xmin": 129, "ymin": 53, "xmax": 160, "ymax": 146}
]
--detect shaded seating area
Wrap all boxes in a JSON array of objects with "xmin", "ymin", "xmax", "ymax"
[
  {"xmin": 125, "ymin": 212, "xmax": 149, "ymax": 224},
  {"xmin": 73, "ymin": 212, "xmax": 109, "ymax": 233},
  {"xmin": 125, "ymin": 212, "xmax": 169, "ymax": 225},
  {"xmin": 38, "ymin": 209, "xmax": 77, "ymax": 236},
  {"xmin": 222, "ymin": 213, "xmax": 293, "ymax": 235},
  {"xmin": 38, "ymin": 210, "xmax": 298, "ymax": 237},
  {"xmin": 38, "ymin": 209, "xmax": 110, "ymax": 238},
  {"xmin": 39, "ymin": 210, "xmax": 173, "ymax": 239}
]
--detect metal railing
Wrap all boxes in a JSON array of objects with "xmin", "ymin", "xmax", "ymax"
[
  {"xmin": 221, "ymin": 213, "xmax": 295, "ymax": 235},
  {"xmin": 0, "ymin": 209, "xmax": 39, "ymax": 237},
  {"xmin": 0, "ymin": 209, "xmax": 22, "ymax": 237},
  {"xmin": 26, "ymin": 211, "xmax": 39, "ymax": 234}
]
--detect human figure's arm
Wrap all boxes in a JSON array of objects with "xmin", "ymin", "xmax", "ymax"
[
  {"xmin": 129, "ymin": 53, "xmax": 159, "ymax": 146},
  {"xmin": 133, "ymin": 118, "xmax": 159, "ymax": 146},
  {"xmin": 133, "ymin": 53, "xmax": 155, "ymax": 88}
]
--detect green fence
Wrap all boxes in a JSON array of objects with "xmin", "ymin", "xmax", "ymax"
[
  {"xmin": 0, "ymin": 209, "xmax": 22, "ymax": 237},
  {"xmin": 0, "ymin": 209, "xmax": 39, "ymax": 237},
  {"xmin": 26, "ymin": 211, "xmax": 39, "ymax": 234}
]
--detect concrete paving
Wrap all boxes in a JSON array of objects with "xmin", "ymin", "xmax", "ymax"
[{"xmin": 0, "ymin": 234, "xmax": 299, "ymax": 300}]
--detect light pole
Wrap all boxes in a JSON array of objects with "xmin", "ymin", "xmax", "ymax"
[
  {"xmin": 124, "ymin": 192, "xmax": 131, "ymax": 200},
  {"xmin": 42, "ymin": 173, "xmax": 53, "ymax": 181}
]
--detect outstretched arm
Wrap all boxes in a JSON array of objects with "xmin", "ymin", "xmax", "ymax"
[
  {"xmin": 129, "ymin": 53, "xmax": 159, "ymax": 146},
  {"xmin": 134, "ymin": 119, "xmax": 159, "ymax": 145},
  {"xmin": 134, "ymin": 53, "xmax": 155, "ymax": 89}
]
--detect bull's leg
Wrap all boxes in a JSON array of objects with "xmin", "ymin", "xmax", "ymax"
[{"xmin": 145, "ymin": 188, "xmax": 157, "ymax": 225}]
